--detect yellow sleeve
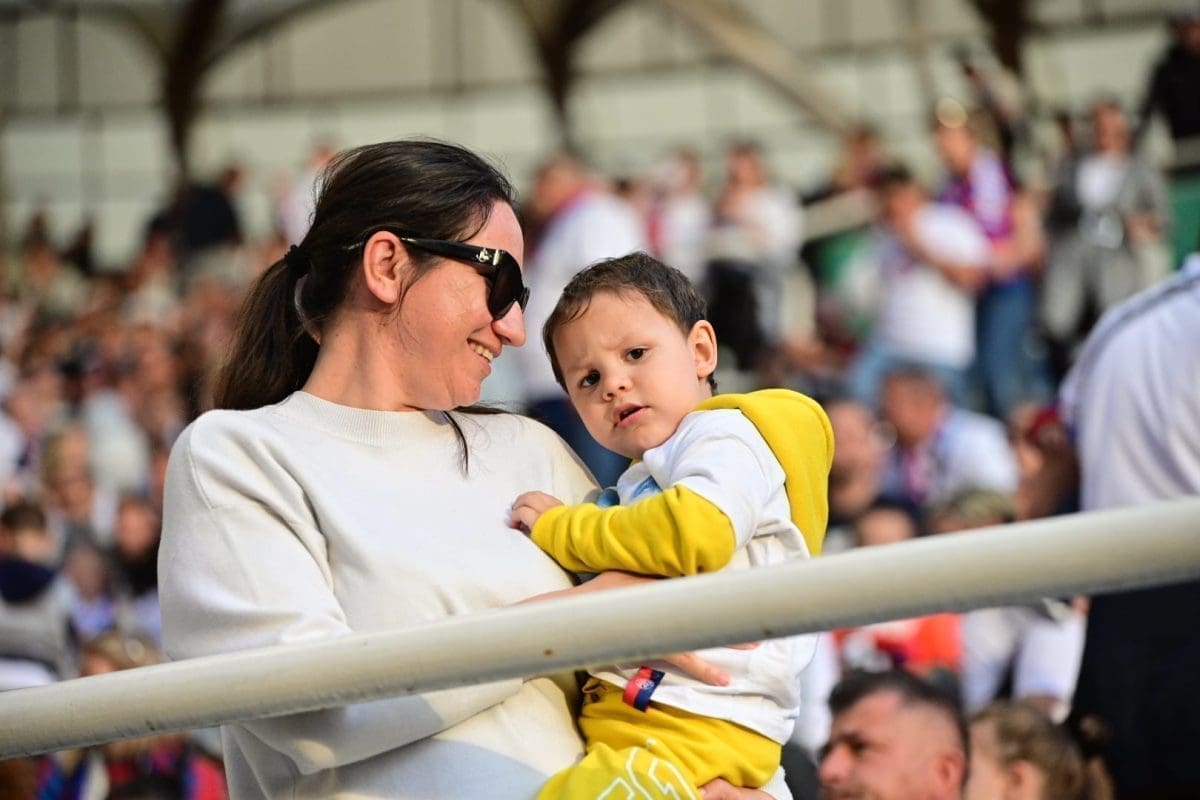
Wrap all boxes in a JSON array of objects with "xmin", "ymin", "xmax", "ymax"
[{"xmin": 529, "ymin": 485, "xmax": 737, "ymax": 577}]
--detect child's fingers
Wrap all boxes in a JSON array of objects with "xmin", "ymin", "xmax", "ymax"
[{"xmin": 508, "ymin": 504, "xmax": 536, "ymax": 533}]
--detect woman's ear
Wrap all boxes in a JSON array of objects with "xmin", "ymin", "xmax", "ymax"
[
  {"xmin": 360, "ymin": 231, "xmax": 408, "ymax": 305},
  {"xmin": 688, "ymin": 320, "xmax": 719, "ymax": 384}
]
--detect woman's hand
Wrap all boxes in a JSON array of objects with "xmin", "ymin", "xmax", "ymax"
[
  {"xmin": 700, "ymin": 778, "xmax": 775, "ymax": 799},
  {"xmin": 510, "ymin": 491, "xmax": 563, "ymax": 533}
]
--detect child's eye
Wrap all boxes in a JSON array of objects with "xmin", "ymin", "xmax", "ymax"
[
  {"xmin": 579, "ymin": 370, "xmax": 600, "ymax": 388},
  {"xmin": 627, "ymin": 348, "xmax": 646, "ymax": 361}
]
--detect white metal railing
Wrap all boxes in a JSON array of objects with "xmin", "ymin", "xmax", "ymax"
[{"xmin": 1, "ymin": 497, "xmax": 1198, "ymax": 759}]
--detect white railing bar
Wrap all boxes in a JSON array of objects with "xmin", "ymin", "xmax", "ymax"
[{"xmin": 1, "ymin": 497, "xmax": 1198, "ymax": 758}]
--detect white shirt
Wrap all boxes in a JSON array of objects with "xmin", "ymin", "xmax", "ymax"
[
  {"xmin": 874, "ymin": 204, "xmax": 989, "ymax": 368},
  {"xmin": 160, "ymin": 394, "xmax": 596, "ymax": 799},
  {"xmin": 590, "ymin": 409, "xmax": 815, "ymax": 745},
  {"xmin": 1060, "ymin": 255, "xmax": 1200, "ymax": 510}
]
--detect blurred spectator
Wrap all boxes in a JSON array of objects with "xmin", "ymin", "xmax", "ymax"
[
  {"xmin": 950, "ymin": 47, "xmax": 1027, "ymax": 167},
  {"xmin": 1135, "ymin": 6, "xmax": 1200, "ymax": 169},
  {"xmin": 16, "ymin": 213, "xmax": 92, "ymax": 322},
  {"xmin": 833, "ymin": 499, "xmax": 960, "ymax": 691},
  {"xmin": 1136, "ymin": 4, "xmax": 1200, "ymax": 270},
  {"xmin": 929, "ymin": 490, "xmax": 1084, "ymax": 721},
  {"xmin": 41, "ymin": 423, "xmax": 119, "ymax": 551},
  {"xmin": 848, "ymin": 165, "xmax": 988, "ymax": 407},
  {"xmin": 877, "ymin": 367, "xmax": 1018, "ymax": 511},
  {"xmin": 648, "ymin": 148, "xmax": 710, "ymax": 286},
  {"xmin": 62, "ymin": 216, "xmax": 98, "ymax": 279},
  {"xmin": 1008, "ymin": 400, "xmax": 1078, "ymax": 520},
  {"xmin": 818, "ymin": 669, "xmax": 967, "ymax": 800},
  {"xmin": 110, "ymin": 494, "xmax": 162, "ymax": 644},
  {"xmin": 512, "ymin": 152, "xmax": 645, "ymax": 486},
  {"xmin": 933, "ymin": 98, "xmax": 1047, "ymax": 417},
  {"xmin": 121, "ymin": 219, "xmax": 182, "ymax": 329},
  {"xmin": 966, "ymin": 701, "xmax": 1113, "ymax": 800},
  {"xmin": 1024, "ymin": 255, "xmax": 1200, "ymax": 798},
  {"xmin": 823, "ymin": 398, "xmax": 888, "ymax": 550},
  {"xmin": 0, "ymin": 756, "xmax": 39, "ymax": 797},
  {"xmin": 806, "ymin": 125, "xmax": 886, "ymax": 204},
  {"xmin": 710, "ymin": 140, "xmax": 806, "ymax": 360},
  {"xmin": 276, "ymin": 141, "xmax": 336, "ymax": 246},
  {"xmin": 0, "ymin": 500, "xmax": 74, "ymax": 690},
  {"xmin": 1041, "ymin": 99, "xmax": 1172, "ymax": 377},
  {"xmin": 180, "ymin": 165, "xmax": 244, "ymax": 255},
  {"xmin": 35, "ymin": 632, "xmax": 227, "ymax": 799},
  {"xmin": 61, "ymin": 540, "xmax": 116, "ymax": 640}
]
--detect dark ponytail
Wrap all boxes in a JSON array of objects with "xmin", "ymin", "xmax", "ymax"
[
  {"xmin": 212, "ymin": 254, "xmax": 319, "ymax": 410},
  {"xmin": 212, "ymin": 139, "xmax": 515, "ymax": 410}
]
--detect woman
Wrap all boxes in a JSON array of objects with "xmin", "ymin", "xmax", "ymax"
[{"xmin": 159, "ymin": 140, "xmax": 782, "ymax": 799}]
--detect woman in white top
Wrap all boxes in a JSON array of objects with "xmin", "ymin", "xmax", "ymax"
[{"xmin": 158, "ymin": 140, "xmax": 781, "ymax": 800}]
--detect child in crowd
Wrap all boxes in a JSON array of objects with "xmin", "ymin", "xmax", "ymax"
[{"xmin": 509, "ymin": 252, "xmax": 834, "ymax": 798}]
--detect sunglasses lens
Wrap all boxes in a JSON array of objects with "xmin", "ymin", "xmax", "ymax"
[{"xmin": 488, "ymin": 259, "xmax": 526, "ymax": 319}]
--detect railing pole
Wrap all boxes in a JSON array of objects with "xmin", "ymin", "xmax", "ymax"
[{"xmin": 1, "ymin": 498, "xmax": 1198, "ymax": 759}]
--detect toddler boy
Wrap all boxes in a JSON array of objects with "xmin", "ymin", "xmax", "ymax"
[{"xmin": 510, "ymin": 252, "xmax": 834, "ymax": 798}]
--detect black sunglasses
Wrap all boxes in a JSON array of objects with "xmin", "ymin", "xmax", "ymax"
[{"xmin": 400, "ymin": 237, "xmax": 529, "ymax": 320}]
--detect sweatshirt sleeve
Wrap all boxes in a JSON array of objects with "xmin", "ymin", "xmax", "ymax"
[
  {"xmin": 529, "ymin": 484, "xmax": 736, "ymax": 577},
  {"xmin": 529, "ymin": 410, "xmax": 778, "ymax": 577},
  {"xmin": 158, "ymin": 421, "xmax": 523, "ymax": 776}
]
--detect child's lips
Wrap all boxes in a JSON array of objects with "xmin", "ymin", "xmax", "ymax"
[{"xmin": 615, "ymin": 406, "xmax": 646, "ymax": 427}]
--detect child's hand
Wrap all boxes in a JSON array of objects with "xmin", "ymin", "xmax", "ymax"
[{"xmin": 510, "ymin": 491, "xmax": 564, "ymax": 533}]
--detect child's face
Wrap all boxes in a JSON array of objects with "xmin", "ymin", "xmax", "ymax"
[{"xmin": 553, "ymin": 290, "xmax": 716, "ymax": 460}]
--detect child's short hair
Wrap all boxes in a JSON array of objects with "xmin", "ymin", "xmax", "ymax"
[{"xmin": 543, "ymin": 251, "xmax": 717, "ymax": 391}]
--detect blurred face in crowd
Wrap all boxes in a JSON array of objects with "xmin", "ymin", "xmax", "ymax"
[
  {"xmin": 527, "ymin": 158, "xmax": 589, "ymax": 225},
  {"xmin": 115, "ymin": 498, "xmax": 160, "ymax": 561},
  {"xmin": 934, "ymin": 123, "xmax": 976, "ymax": 175},
  {"xmin": 389, "ymin": 201, "xmax": 526, "ymax": 411},
  {"xmin": 881, "ymin": 375, "xmax": 945, "ymax": 448},
  {"xmin": 552, "ymin": 290, "xmax": 716, "ymax": 460},
  {"xmin": 854, "ymin": 507, "xmax": 917, "ymax": 548},
  {"xmin": 725, "ymin": 146, "xmax": 767, "ymax": 189},
  {"xmin": 1091, "ymin": 103, "xmax": 1130, "ymax": 155},
  {"xmin": 828, "ymin": 401, "xmax": 888, "ymax": 479},
  {"xmin": 881, "ymin": 183, "xmax": 923, "ymax": 228},
  {"xmin": 820, "ymin": 690, "xmax": 966, "ymax": 800}
]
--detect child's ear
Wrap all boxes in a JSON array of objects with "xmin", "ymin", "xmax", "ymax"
[{"xmin": 688, "ymin": 320, "xmax": 718, "ymax": 384}]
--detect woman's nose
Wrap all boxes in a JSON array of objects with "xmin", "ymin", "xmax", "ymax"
[{"xmin": 493, "ymin": 302, "xmax": 526, "ymax": 347}]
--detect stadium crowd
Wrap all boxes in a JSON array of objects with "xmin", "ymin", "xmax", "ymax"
[{"xmin": 2, "ymin": 12, "xmax": 1199, "ymax": 798}]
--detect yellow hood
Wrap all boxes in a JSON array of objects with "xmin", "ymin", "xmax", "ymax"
[{"xmin": 697, "ymin": 389, "xmax": 834, "ymax": 555}]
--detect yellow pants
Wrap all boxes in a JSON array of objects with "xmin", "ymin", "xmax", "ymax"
[{"xmin": 537, "ymin": 679, "xmax": 780, "ymax": 799}]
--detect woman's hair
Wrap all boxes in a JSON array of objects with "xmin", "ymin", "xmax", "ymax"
[
  {"xmin": 972, "ymin": 701, "xmax": 1113, "ymax": 800},
  {"xmin": 213, "ymin": 139, "xmax": 515, "ymax": 411}
]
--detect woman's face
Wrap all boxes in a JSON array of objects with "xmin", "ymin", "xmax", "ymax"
[{"xmin": 392, "ymin": 201, "xmax": 526, "ymax": 411}]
